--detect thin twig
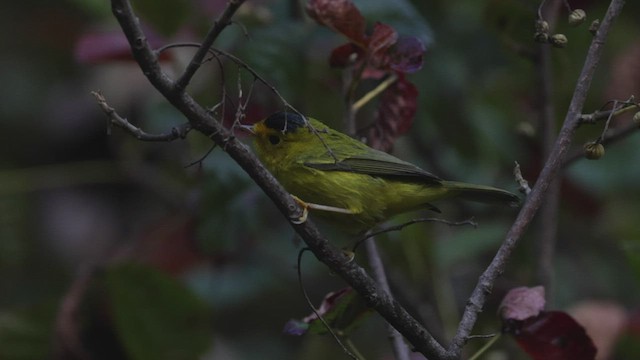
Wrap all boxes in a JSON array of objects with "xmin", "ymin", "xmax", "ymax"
[
  {"xmin": 355, "ymin": 217, "xmax": 477, "ymax": 251},
  {"xmin": 447, "ymin": 1, "xmax": 625, "ymax": 358},
  {"xmin": 535, "ymin": 3, "xmax": 559, "ymax": 300},
  {"xmin": 513, "ymin": 162, "xmax": 532, "ymax": 196},
  {"xmin": 297, "ymin": 248, "xmax": 358, "ymax": 360},
  {"xmin": 564, "ymin": 120, "xmax": 640, "ymax": 166},
  {"xmin": 92, "ymin": 91, "xmax": 191, "ymax": 141}
]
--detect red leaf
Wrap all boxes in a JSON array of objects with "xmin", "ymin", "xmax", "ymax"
[
  {"xmin": 306, "ymin": 0, "xmax": 367, "ymax": 45},
  {"xmin": 499, "ymin": 286, "xmax": 546, "ymax": 321},
  {"xmin": 329, "ymin": 42, "xmax": 364, "ymax": 68},
  {"xmin": 364, "ymin": 75, "xmax": 418, "ymax": 152},
  {"xmin": 505, "ymin": 311, "xmax": 597, "ymax": 360},
  {"xmin": 366, "ymin": 22, "xmax": 398, "ymax": 70},
  {"xmin": 368, "ymin": 22, "xmax": 398, "ymax": 55},
  {"xmin": 389, "ymin": 36, "xmax": 426, "ymax": 73}
]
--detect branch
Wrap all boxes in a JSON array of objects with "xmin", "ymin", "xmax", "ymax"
[
  {"xmin": 92, "ymin": 91, "xmax": 191, "ymax": 141},
  {"xmin": 109, "ymin": 0, "xmax": 448, "ymax": 358},
  {"xmin": 364, "ymin": 238, "xmax": 411, "ymax": 360},
  {"xmin": 175, "ymin": 0, "xmax": 246, "ymax": 90},
  {"xmin": 446, "ymin": 0, "xmax": 626, "ymax": 357}
]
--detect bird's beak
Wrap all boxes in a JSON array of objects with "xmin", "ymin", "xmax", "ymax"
[{"xmin": 238, "ymin": 124, "xmax": 255, "ymax": 135}]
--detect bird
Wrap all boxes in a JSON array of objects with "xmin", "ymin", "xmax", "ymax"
[{"xmin": 243, "ymin": 111, "xmax": 519, "ymax": 234}]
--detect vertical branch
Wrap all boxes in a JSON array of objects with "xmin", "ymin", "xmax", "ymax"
[
  {"xmin": 535, "ymin": 0, "xmax": 562, "ymax": 302},
  {"xmin": 447, "ymin": 0, "xmax": 625, "ymax": 357},
  {"xmin": 364, "ymin": 238, "xmax": 411, "ymax": 360}
]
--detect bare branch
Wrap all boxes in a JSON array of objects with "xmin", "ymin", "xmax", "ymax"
[
  {"xmin": 364, "ymin": 237, "xmax": 411, "ymax": 360},
  {"xmin": 92, "ymin": 91, "xmax": 191, "ymax": 141},
  {"xmin": 447, "ymin": 0, "xmax": 626, "ymax": 357}
]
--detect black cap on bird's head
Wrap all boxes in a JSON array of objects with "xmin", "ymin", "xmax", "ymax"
[{"xmin": 264, "ymin": 111, "xmax": 307, "ymax": 134}]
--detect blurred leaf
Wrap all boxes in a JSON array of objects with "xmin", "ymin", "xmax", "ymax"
[
  {"xmin": 569, "ymin": 301, "xmax": 628, "ymax": 360},
  {"xmin": 306, "ymin": 0, "xmax": 367, "ymax": 46},
  {"xmin": 433, "ymin": 222, "xmax": 508, "ymax": 269},
  {"xmin": 133, "ymin": 0, "xmax": 190, "ymax": 36},
  {"xmin": 503, "ymin": 311, "xmax": 596, "ymax": 360},
  {"xmin": 499, "ymin": 286, "xmax": 546, "ymax": 321},
  {"xmin": 105, "ymin": 263, "xmax": 212, "ymax": 360},
  {"xmin": 389, "ymin": 36, "xmax": 426, "ymax": 73},
  {"xmin": 0, "ymin": 306, "xmax": 54, "ymax": 360},
  {"xmin": 74, "ymin": 30, "xmax": 171, "ymax": 64},
  {"xmin": 352, "ymin": 0, "xmax": 433, "ymax": 47}
]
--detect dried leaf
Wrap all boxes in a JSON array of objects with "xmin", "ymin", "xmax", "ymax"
[{"xmin": 499, "ymin": 286, "xmax": 546, "ymax": 321}]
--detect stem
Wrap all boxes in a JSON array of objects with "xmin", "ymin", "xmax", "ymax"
[
  {"xmin": 352, "ymin": 74, "xmax": 398, "ymax": 112},
  {"xmin": 535, "ymin": 0, "xmax": 561, "ymax": 302},
  {"xmin": 364, "ymin": 237, "xmax": 411, "ymax": 360}
]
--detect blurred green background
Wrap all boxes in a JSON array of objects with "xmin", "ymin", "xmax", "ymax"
[{"xmin": 1, "ymin": 0, "xmax": 639, "ymax": 359}]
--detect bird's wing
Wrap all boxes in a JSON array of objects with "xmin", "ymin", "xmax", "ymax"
[{"xmin": 304, "ymin": 150, "xmax": 443, "ymax": 185}]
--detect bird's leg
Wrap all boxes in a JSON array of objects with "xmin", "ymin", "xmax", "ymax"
[{"xmin": 290, "ymin": 195, "xmax": 356, "ymax": 224}]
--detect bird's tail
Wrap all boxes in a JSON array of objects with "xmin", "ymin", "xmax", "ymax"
[{"xmin": 442, "ymin": 181, "xmax": 521, "ymax": 207}]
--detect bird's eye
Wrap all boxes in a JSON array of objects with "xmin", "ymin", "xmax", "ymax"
[{"xmin": 268, "ymin": 135, "xmax": 281, "ymax": 145}]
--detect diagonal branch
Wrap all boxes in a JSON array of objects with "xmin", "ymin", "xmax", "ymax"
[
  {"xmin": 447, "ymin": 0, "xmax": 626, "ymax": 357},
  {"xmin": 175, "ymin": 0, "xmax": 246, "ymax": 90},
  {"xmin": 109, "ymin": 0, "xmax": 449, "ymax": 358}
]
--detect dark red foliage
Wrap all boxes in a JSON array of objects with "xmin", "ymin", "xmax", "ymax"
[
  {"xmin": 389, "ymin": 36, "xmax": 427, "ymax": 73},
  {"xmin": 306, "ymin": 0, "xmax": 367, "ymax": 46},
  {"xmin": 329, "ymin": 43, "xmax": 364, "ymax": 68},
  {"xmin": 504, "ymin": 311, "xmax": 597, "ymax": 360},
  {"xmin": 307, "ymin": 0, "xmax": 425, "ymax": 75},
  {"xmin": 364, "ymin": 75, "xmax": 418, "ymax": 152},
  {"xmin": 368, "ymin": 22, "xmax": 398, "ymax": 55},
  {"xmin": 307, "ymin": 0, "xmax": 426, "ymax": 151}
]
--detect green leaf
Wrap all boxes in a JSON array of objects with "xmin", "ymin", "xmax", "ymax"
[{"xmin": 105, "ymin": 263, "xmax": 212, "ymax": 360}]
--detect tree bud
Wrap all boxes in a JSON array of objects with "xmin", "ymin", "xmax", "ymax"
[
  {"xmin": 568, "ymin": 9, "xmax": 586, "ymax": 27},
  {"xmin": 584, "ymin": 142, "xmax": 605, "ymax": 160},
  {"xmin": 549, "ymin": 34, "xmax": 568, "ymax": 48}
]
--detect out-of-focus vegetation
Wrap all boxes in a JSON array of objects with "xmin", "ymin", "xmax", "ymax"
[{"xmin": 1, "ymin": 0, "xmax": 639, "ymax": 359}]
